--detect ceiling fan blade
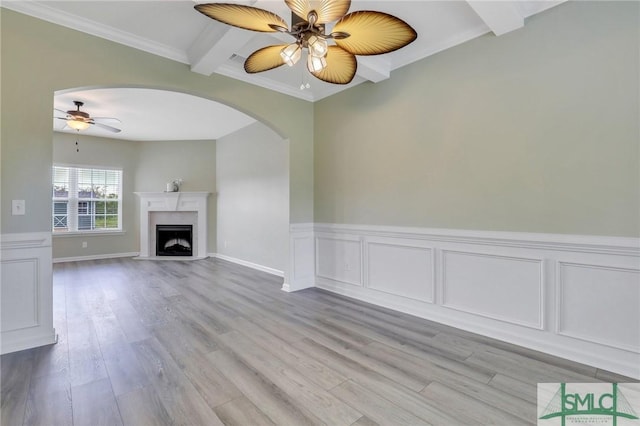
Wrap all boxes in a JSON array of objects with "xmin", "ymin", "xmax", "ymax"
[
  {"xmin": 92, "ymin": 116, "xmax": 122, "ymax": 123},
  {"xmin": 285, "ymin": 0, "xmax": 350, "ymax": 24},
  {"xmin": 333, "ymin": 11, "xmax": 417, "ymax": 56},
  {"xmin": 195, "ymin": 3, "xmax": 287, "ymax": 32},
  {"xmin": 309, "ymin": 45, "xmax": 357, "ymax": 85},
  {"xmin": 244, "ymin": 45, "xmax": 288, "ymax": 73},
  {"xmin": 91, "ymin": 122, "xmax": 121, "ymax": 133},
  {"xmin": 54, "ymin": 108, "xmax": 68, "ymax": 115}
]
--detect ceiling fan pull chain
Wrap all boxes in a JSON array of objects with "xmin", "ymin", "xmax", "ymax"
[
  {"xmin": 300, "ymin": 61, "xmax": 310, "ymax": 90},
  {"xmin": 76, "ymin": 130, "xmax": 80, "ymax": 153}
]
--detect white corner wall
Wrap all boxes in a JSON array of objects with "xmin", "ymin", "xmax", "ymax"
[
  {"xmin": 289, "ymin": 223, "xmax": 640, "ymax": 379},
  {"xmin": 1, "ymin": 232, "xmax": 57, "ymax": 354},
  {"xmin": 215, "ymin": 122, "xmax": 289, "ymax": 275}
]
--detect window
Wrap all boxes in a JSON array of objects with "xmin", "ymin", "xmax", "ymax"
[{"xmin": 52, "ymin": 166, "xmax": 122, "ymax": 233}]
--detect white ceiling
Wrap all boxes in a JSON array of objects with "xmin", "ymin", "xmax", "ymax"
[
  {"xmin": 6, "ymin": 0, "xmax": 565, "ymax": 141},
  {"xmin": 53, "ymin": 88, "xmax": 256, "ymax": 141}
]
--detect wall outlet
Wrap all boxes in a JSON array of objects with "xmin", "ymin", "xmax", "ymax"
[
  {"xmin": 82, "ymin": 241, "xmax": 88, "ymax": 248},
  {"xmin": 11, "ymin": 200, "xmax": 25, "ymax": 216}
]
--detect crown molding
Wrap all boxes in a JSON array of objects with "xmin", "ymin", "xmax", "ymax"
[{"xmin": 2, "ymin": 1, "xmax": 189, "ymax": 64}]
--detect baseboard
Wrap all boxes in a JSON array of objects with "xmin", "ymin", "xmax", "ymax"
[
  {"xmin": 53, "ymin": 252, "xmax": 139, "ymax": 263},
  {"xmin": 211, "ymin": 253, "xmax": 284, "ymax": 277},
  {"xmin": 1, "ymin": 329, "xmax": 57, "ymax": 355}
]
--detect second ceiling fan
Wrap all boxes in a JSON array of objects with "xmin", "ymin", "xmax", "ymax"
[
  {"xmin": 195, "ymin": 0, "xmax": 417, "ymax": 85},
  {"xmin": 55, "ymin": 101, "xmax": 121, "ymax": 133}
]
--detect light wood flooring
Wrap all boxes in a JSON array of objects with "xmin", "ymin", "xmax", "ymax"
[{"xmin": 1, "ymin": 257, "xmax": 635, "ymax": 425}]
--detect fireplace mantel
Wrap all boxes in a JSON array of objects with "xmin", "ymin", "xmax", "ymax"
[{"xmin": 134, "ymin": 192, "xmax": 210, "ymax": 259}]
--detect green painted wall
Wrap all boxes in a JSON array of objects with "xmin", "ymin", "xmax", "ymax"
[
  {"xmin": 3, "ymin": 2, "xmax": 638, "ymax": 240},
  {"xmin": 1, "ymin": 9, "xmax": 313, "ymax": 236},
  {"xmin": 314, "ymin": 1, "xmax": 639, "ymax": 237},
  {"xmin": 52, "ymin": 133, "xmax": 218, "ymax": 259}
]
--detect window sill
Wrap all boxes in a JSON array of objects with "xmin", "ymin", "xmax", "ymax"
[{"xmin": 52, "ymin": 230, "xmax": 126, "ymax": 238}]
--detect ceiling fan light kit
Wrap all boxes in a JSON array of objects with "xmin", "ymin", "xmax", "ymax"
[
  {"xmin": 195, "ymin": 0, "xmax": 417, "ymax": 85},
  {"xmin": 54, "ymin": 101, "xmax": 122, "ymax": 134},
  {"xmin": 67, "ymin": 118, "xmax": 91, "ymax": 131},
  {"xmin": 281, "ymin": 42, "xmax": 302, "ymax": 66}
]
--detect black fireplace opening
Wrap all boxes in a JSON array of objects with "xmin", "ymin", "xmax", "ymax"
[{"xmin": 156, "ymin": 224, "xmax": 193, "ymax": 256}]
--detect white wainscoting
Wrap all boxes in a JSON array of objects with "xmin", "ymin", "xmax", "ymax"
[
  {"xmin": 307, "ymin": 223, "xmax": 640, "ymax": 379},
  {"xmin": 282, "ymin": 223, "xmax": 315, "ymax": 292},
  {"xmin": 1, "ymin": 232, "xmax": 57, "ymax": 354}
]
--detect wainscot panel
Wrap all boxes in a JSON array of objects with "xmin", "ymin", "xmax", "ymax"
[
  {"xmin": 1, "ymin": 232, "xmax": 57, "ymax": 354},
  {"xmin": 311, "ymin": 223, "xmax": 640, "ymax": 379},
  {"xmin": 366, "ymin": 238, "xmax": 435, "ymax": 303},
  {"xmin": 316, "ymin": 233, "xmax": 362, "ymax": 286},
  {"xmin": 441, "ymin": 250, "xmax": 543, "ymax": 329},
  {"xmin": 557, "ymin": 261, "xmax": 639, "ymax": 353},
  {"xmin": 283, "ymin": 223, "xmax": 315, "ymax": 292}
]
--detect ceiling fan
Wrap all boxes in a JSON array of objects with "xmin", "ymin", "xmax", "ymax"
[
  {"xmin": 54, "ymin": 101, "xmax": 121, "ymax": 133},
  {"xmin": 195, "ymin": 0, "xmax": 417, "ymax": 85}
]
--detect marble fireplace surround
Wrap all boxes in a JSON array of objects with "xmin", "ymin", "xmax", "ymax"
[{"xmin": 134, "ymin": 192, "xmax": 210, "ymax": 260}]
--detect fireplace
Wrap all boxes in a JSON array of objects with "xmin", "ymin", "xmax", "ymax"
[
  {"xmin": 156, "ymin": 225, "xmax": 193, "ymax": 256},
  {"xmin": 135, "ymin": 192, "xmax": 209, "ymax": 259}
]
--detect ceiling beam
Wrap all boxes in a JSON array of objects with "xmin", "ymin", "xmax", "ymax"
[
  {"xmin": 188, "ymin": 25, "xmax": 255, "ymax": 76},
  {"xmin": 356, "ymin": 56, "xmax": 391, "ymax": 83},
  {"xmin": 466, "ymin": 1, "xmax": 524, "ymax": 36}
]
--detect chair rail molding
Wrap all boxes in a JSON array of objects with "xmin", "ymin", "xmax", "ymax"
[
  {"xmin": 1, "ymin": 232, "xmax": 57, "ymax": 354},
  {"xmin": 308, "ymin": 223, "xmax": 640, "ymax": 379}
]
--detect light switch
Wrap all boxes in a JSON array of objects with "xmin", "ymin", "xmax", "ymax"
[{"xmin": 12, "ymin": 200, "xmax": 25, "ymax": 216}]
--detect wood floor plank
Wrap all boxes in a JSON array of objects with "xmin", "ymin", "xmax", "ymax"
[
  {"xmin": 23, "ymin": 387, "xmax": 73, "ymax": 426},
  {"xmin": 92, "ymin": 314, "xmax": 129, "ymax": 348},
  {"xmin": 214, "ymin": 396, "xmax": 277, "ymax": 426},
  {"xmin": 365, "ymin": 340, "xmax": 494, "ymax": 385},
  {"xmin": 351, "ymin": 416, "xmax": 379, "ymax": 426},
  {"xmin": 110, "ymin": 302, "xmax": 152, "ymax": 343},
  {"xmin": 100, "ymin": 342, "xmax": 149, "ymax": 397},
  {"xmin": 208, "ymin": 349, "xmax": 324, "ymax": 425},
  {"xmin": 420, "ymin": 381, "xmax": 532, "ymax": 425},
  {"xmin": 67, "ymin": 316, "xmax": 109, "ymax": 387},
  {"xmin": 180, "ymin": 351, "xmax": 243, "ymax": 409},
  {"xmin": 23, "ymin": 371, "xmax": 73, "ymax": 426},
  {"xmin": 323, "ymin": 312, "xmax": 473, "ymax": 361},
  {"xmin": 219, "ymin": 330, "xmax": 362, "ymax": 425},
  {"xmin": 30, "ymin": 341, "xmax": 70, "ymax": 380},
  {"xmin": 488, "ymin": 373, "xmax": 538, "ymax": 404},
  {"xmin": 466, "ymin": 348, "xmax": 596, "ymax": 384},
  {"xmin": 130, "ymin": 337, "xmax": 224, "ymax": 425},
  {"xmin": 230, "ymin": 316, "xmax": 348, "ymax": 390},
  {"xmin": 116, "ymin": 386, "xmax": 173, "ymax": 426},
  {"xmin": 429, "ymin": 370, "xmax": 536, "ymax": 422},
  {"xmin": 2, "ymin": 257, "xmax": 635, "ymax": 426},
  {"xmin": 293, "ymin": 337, "xmax": 460, "ymax": 425},
  {"xmin": 433, "ymin": 331, "xmax": 599, "ymax": 377},
  {"xmin": 331, "ymin": 380, "xmax": 430, "ymax": 426},
  {"xmin": 71, "ymin": 378, "xmax": 123, "ymax": 426}
]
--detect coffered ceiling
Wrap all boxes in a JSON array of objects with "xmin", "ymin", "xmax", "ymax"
[{"xmin": 3, "ymin": 0, "xmax": 565, "ymax": 102}]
